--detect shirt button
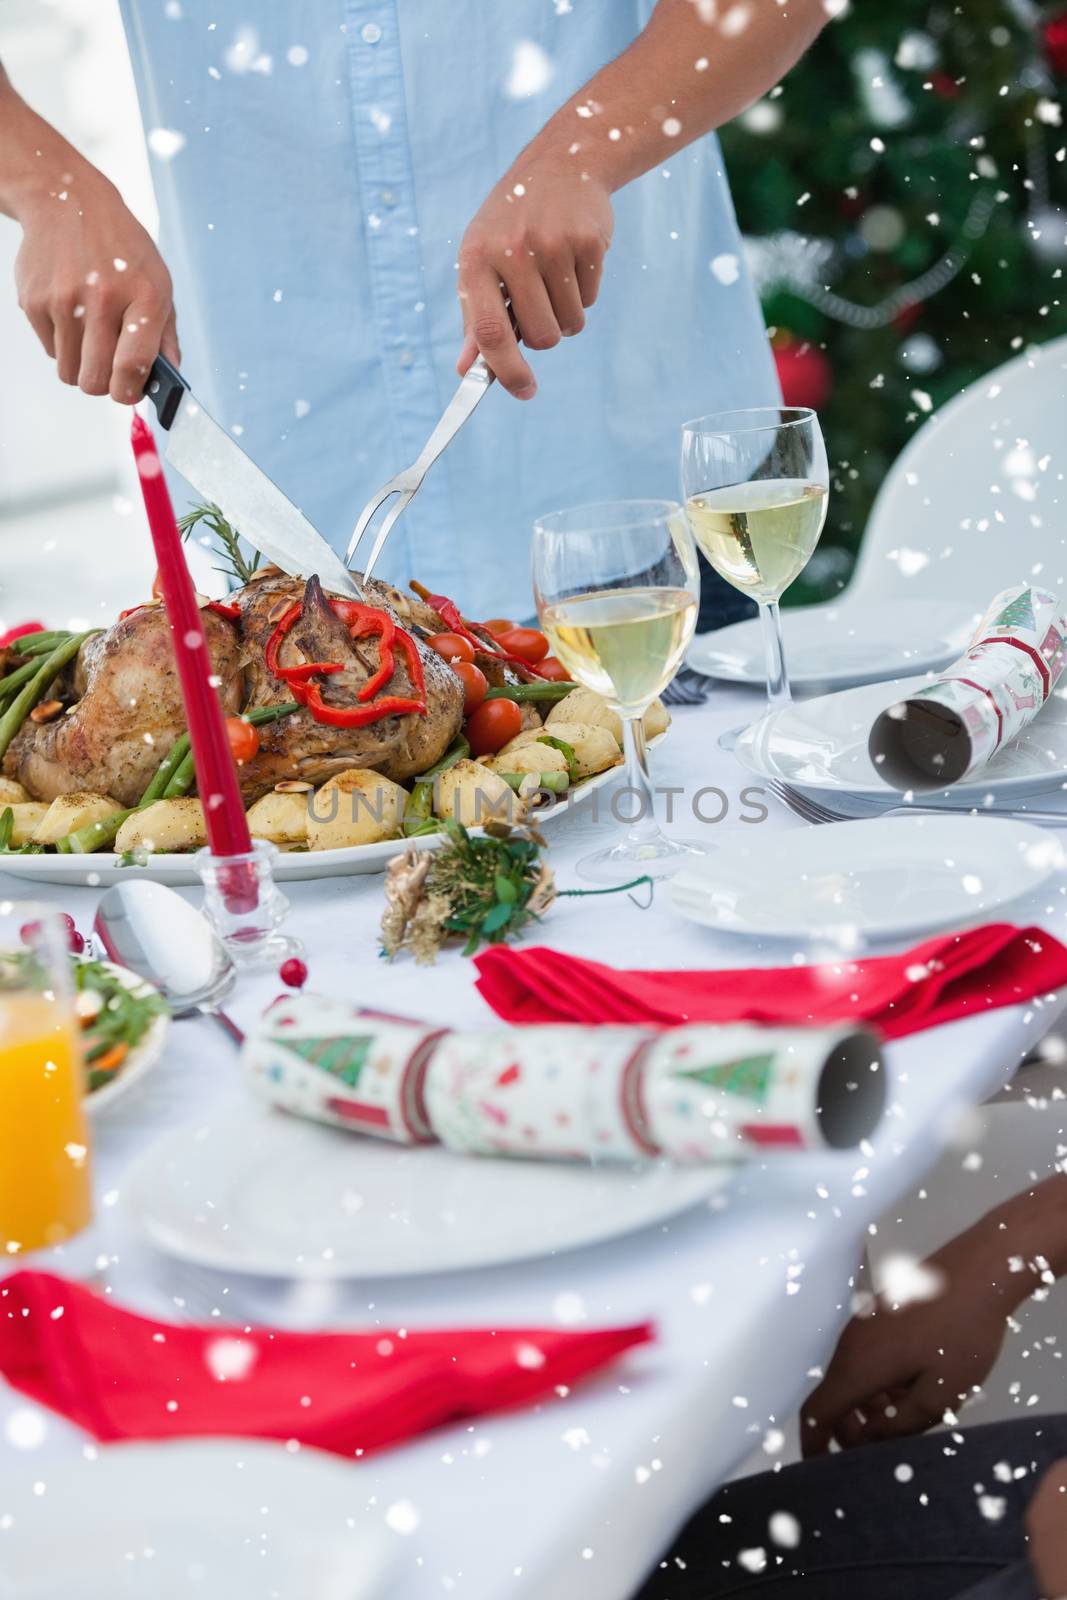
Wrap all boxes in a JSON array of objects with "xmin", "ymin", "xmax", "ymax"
[
  {"xmin": 380, "ymin": 188, "xmax": 397, "ymax": 207},
  {"xmin": 397, "ymin": 348, "xmax": 414, "ymax": 368},
  {"xmin": 361, "ymin": 21, "xmax": 382, "ymax": 44}
]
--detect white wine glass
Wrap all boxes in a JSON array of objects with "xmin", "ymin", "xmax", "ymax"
[
  {"xmin": 681, "ymin": 407, "xmax": 829, "ymax": 745},
  {"xmin": 532, "ymin": 499, "xmax": 706, "ymax": 884}
]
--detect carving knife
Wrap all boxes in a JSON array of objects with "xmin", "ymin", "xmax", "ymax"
[{"xmin": 142, "ymin": 356, "xmax": 361, "ymax": 599}]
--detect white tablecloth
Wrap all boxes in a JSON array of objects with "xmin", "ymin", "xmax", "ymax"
[{"xmin": 3, "ymin": 684, "xmax": 1064, "ymax": 1600}]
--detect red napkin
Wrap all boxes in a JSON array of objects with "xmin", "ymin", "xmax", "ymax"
[
  {"xmin": 473, "ymin": 924, "xmax": 1067, "ymax": 1042},
  {"xmin": 0, "ymin": 1272, "xmax": 651, "ymax": 1457}
]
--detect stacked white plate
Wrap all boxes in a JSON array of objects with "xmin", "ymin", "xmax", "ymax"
[
  {"xmin": 734, "ymin": 675, "xmax": 1067, "ymax": 818},
  {"xmin": 688, "ymin": 599, "xmax": 975, "ymax": 692}
]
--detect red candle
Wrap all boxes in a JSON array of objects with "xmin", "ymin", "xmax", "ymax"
[{"xmin": 130, "ymin": 413, "xmax": 256, "ymax": 908}]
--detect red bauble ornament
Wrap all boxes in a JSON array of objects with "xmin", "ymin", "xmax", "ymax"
[
  {"xmin": 1045, "ymin": 12, "xmax": 1067, "ymax": 75},
  {"xmin": 773, "ymin": 335, "xmax": 832, "ymax": 411},
  {"xmin": 929, "ymin": 71, "xmax": 960, "ymax": 100},
  {"xmin": 279, "ymin": 957, "xmax": 308, "ymax": 989}
]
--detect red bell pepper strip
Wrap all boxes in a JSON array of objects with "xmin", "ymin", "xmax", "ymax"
[
  {"xmin": 0, "ymin": 621, "xmax": 45, "ymax": 649},
  {"xmin": 263, "ymin": 595, "xmax": 427, "ymax": 726},
  {"xmin": 301, "ymin": 683, "xmax": 426, "ymax": 727}
]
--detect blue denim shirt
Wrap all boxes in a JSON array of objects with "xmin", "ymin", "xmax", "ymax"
[{"xmin": 119, "ymin": 0, "xmax": 777, "ymax": 619}]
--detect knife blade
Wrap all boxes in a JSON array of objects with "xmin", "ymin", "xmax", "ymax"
[{"xmin": 143, "ymin": 356, "xmax": 362, "ymax": 599}]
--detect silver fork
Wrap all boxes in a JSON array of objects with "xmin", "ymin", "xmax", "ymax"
[
  {"xmin": 768, "ymin": 780, "xmax": 1067, "ymax": 828},
  {"xmin": 346, "ymin": 355, "xmax": 497, "ymax": 585}
]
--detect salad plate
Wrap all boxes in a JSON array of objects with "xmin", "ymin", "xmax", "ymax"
[
  {"xmin": 734, "ymin": 675, "xmax": 1067, "ymax": 807},
  {"xmin": 78, "ymin": 959, "xmax": 170, "ymax": 1114},
  {"xmin": 123, "ymin": 1104, "xmax": 726, "ymax": 1279}
]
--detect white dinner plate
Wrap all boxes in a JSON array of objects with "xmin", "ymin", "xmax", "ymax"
[
  {"xmin": 0, "ymin": 739, "xmax": 660, "ymax": 889},
  {"xmin": 0, "ymin": 1439, "xmax": 397, "ymax": 1600},
  {"xmin": 688, "ymin": 598, "xmax": 974, "ymax": 691},
  {"xmin": 123, "ymin": 1105, "xmax": 724, "ymax": 1279},
  {"xmin": 669, "ymin": 815, "xmax": 1064, "ymax": 941},
  {"xmin": 82, "ymin": 961, "xmax": 170, "ymax": 1117},
  {"xmin": 735, "ymin": 676, "xmax": 1067, "ymax": 806}
]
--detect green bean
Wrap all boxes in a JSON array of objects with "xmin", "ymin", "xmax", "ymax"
[
  {"xmin": 496, "ymin": 771, "xmax": 569, "ymax": 794},
  {"xmin": 483, "ymin": 681, "xmax": 575, "ymax": 703},
  {"xmin": 0, "ymin": 633, "xmax": 91, "ymax": 763},
  {"xmin": 17, "ymin": 631, "xmax": 73, "ymax": 656},
  {"xmin": 0, "ymin": 659, "xmax": 45, "ymax": 700}
]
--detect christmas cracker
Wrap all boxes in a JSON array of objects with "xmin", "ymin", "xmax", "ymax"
[
  {"xmin": 244, "ymin": 996, "xmax": 441, "ymax": 1144},
  {"xmin": 869, "ymin": 584, "xmax": 1067, "ymax": 790},
  {"xmin": 243, "ymin": 1000, "xmax": 886, "ymax": 1166}
]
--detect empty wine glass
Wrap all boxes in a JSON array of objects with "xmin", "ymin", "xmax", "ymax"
[
  {"xmin": 681, "ymin": 407, "xmax": 829, "ymax": 746},
  {"xmin": 532, "ymin": 499, "xmax": 706, "ymax": 884}
]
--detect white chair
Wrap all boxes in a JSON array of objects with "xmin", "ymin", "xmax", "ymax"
[
  {"xmin": 849, "ymin": 333, "xmax": 1067, "ymax": 603},
  {"xmin": 689, "ymin": 335, "xmax": 1067, "ymax": 687}
]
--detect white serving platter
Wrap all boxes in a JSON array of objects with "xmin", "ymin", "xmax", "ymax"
[
  {"xmin": 669, "ymin": 814, "xmax": 1064, "ymax": 942},
  {"xmin": 734, "ymin": 675, "xmax": 1067, "ymax": 807},
  {"xmin": 0, "ymin": 740, "xmax": 660, "ymax": 888},
  {"xmin": 0, "ymin": 1438, "xmax": 398, "ymax": 1600},
  {"xmin": 123, "ymin": 1104, "xmax": 725, "ymax": 1280},
  {"xmin": 688, "ymin": 598, "xmax": 974, "ymax": 692}
]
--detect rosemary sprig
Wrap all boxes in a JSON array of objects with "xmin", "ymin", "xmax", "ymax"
[{"xmin": 178, "ymin": 501, "xmax": 262, "ymax": 586}]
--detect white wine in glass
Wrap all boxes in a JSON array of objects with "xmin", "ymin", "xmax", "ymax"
[
  {"xmin": 533, "ymin": 501, "xmax": 705, "ymax": 885},
  {"xmin": 684, "ymin": 478, "xmax": 828, "ymax": 604},
  {"xmin": 541, "ymin": 586, "xmax": 697, "ymax": 711},
  {"xmin": 681, "ymin": 408, "xmax": 829, "ymax": 741}
]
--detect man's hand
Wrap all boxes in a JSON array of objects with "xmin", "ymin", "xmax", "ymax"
[
  {"xmin": 1, "ymin": 67, "xmax": 178, "ymax": 402},
  {"xmin": 801, "ymin": 1217, "xmax": 1033, "ymax": 1458},
  {"xmin": 457, "ymin": 151, "xmax": 612, "ymax": 399},
  {"xmin": 454, "ymin": 0, "xmax": 829, "ymax": 396},
  {"xmin": 1027, "ymin": 1459, "xmax": 1067, "ymax": 1600}
]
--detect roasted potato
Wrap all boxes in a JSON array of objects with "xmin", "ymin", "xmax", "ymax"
[
  {"xmin": 246, "ymin": 790, "xmax": 309, "ymax": 847},
  {"xmin": 115, "ymin": 799, "xmax": 207, "ymax": 855},
  {"xmin": 497, "ymin": 721, "xmax": 622, "ymax": 781},
  {"xmin": 433, "ymin": 759, "xmax": 525, "ymax": 828},
  {"xmin": 2, "ymin": 802, "xmax": 49, "ymax": 845},
  {"xmin": 306, "ymin": 769, "xmax": 407, "ymax": 851},
  {"xmin": 33, "ymin": 792, "xmax": 122, "ymax": 846},
  {"xmin": 0, "ymin": 778, "xmax": 28, "ymax": 805},
  {"xmin": 546, "ymin": 687, "xmax": 669, "ymax": 743},
  {"xmin": 486, "ymin": 742, "xmax": 568, "ymax": 779}
]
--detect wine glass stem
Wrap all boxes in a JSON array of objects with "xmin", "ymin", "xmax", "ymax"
[
  {"xmin": 622, "ymin": 715, "xmax": 660, "ymax": 845},
  {"xmin": 760, "ymin": 599, "xmax": 791, "ymax": 708}
]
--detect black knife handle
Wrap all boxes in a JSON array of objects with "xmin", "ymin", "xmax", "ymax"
[{"xmin": 143, "ymin": 355, "xmax": 188, "ymax": 431}]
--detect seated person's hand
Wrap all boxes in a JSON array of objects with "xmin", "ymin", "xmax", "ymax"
[
  {"xmin": 801, "ymin": 1218, "xmax": 1024, "ymax": 1457},
  {"xmin": 1027, "ymin": 1458, "xmax": 1067, "ymax": 1600}
]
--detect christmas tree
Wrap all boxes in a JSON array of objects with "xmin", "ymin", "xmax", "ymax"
[{"xmin": 720, "ymin": 0, "xmax": 1067, "ymax": 602}]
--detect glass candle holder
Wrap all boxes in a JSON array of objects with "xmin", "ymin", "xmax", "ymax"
[{"xmin": 195, "ymin": 841, "xmax": 302, "ymax": 968}]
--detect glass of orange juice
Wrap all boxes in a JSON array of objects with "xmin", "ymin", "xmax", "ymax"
[{"xmin": 0, "ymin": 902, "xmax": 92, "ymax": 1255}]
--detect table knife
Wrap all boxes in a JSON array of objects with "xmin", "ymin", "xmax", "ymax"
[{"xmin": 142, "ymin": 356, "xmax": 361, "ymax": 599}]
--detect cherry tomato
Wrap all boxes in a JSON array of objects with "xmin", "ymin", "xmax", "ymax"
[
  {"xmin": 452, "ymin": 660, "xmax": 488, "ymax": 714},
  {"xmin": 465, "ymin": 697, "xmax": 522, "ymax": 757},
  {"xmin": 481, "ymin": 618, "xmax": 516, "ymax": 637},
  {"xmin": 427, "ymin": 631, "xmax": 476, "ymax": 665},
  {"xmin": 536, "ymin": 655, "xmax": 572, "ymax": 682},
  {"xmin": 493, "ymin": 627, "xmax": 550, "ymax": 664},
  {"xmin": 225, "ymin": 717, "xmax": 261, "ymax": 766}
]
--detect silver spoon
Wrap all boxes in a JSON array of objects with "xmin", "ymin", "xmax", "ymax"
[{"xmin": 93, "ymin": 880, "xmax": 244, "ymax": 1044}]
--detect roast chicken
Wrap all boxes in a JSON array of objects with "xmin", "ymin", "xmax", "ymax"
[{"xmin": 3, "ymin": 571, "xmax": 465, "ymax": 807}]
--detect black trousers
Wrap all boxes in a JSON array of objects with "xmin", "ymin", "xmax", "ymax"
[{"xmin": 633, "ymin": 1415, "xmax": 1067, "ymax": 1600}]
